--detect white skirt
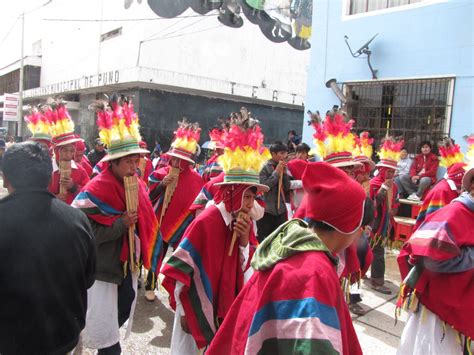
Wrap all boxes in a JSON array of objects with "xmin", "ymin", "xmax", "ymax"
[
  {"xmin": 397, "ymin": 305, "xmax": 468, "ymax": 355},
  {"xmin": 82, "ymin": 280, "xmax": 120, "ymax": 349}
]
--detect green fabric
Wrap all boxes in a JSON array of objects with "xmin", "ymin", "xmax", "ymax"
[
  {"xmin": 258, "ymin": 338, "xmax": 340, "ymax": 355},
  {"xmin": 251, "ymin": 219, "xmax": 333, "ymax": 271}
]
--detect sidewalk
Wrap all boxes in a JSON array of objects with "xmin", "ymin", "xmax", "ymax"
[{"xmin": 353, "ymin": 250, "xmax": 405, "ymax": 354}]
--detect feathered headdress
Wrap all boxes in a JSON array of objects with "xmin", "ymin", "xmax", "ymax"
[
  {"xmin": 354, "ymin": 132, "xmax": 374, "ymax": 159},
  {"xmin": 438, "ymin": 137, "xmax": 464, "ymax": 168},
  {"xmin": 376, "ymin": 136, "xmax": 404, "ymax": 169},
  {"xmin": 311, "ymin": 111, "xmax": 358, "ymax": 167},
  {"xmin": 353, "ymin": 131, "xmax": 375, "ymax": 170},
  {"xmin": 216, "ymin": 107, "xmax": 270, "ymax": 191},
  {"xmin": 167, "ymin": 119, "xmax": 201, "ymax": 163},
  {"xmin": 44, "ymin": 98, "xmax": 82, "ymax": 147},
  {"xmin": 462, "ymin": 134, "xmax": 474, "ymax": 191},
  {"xmin": 24, "ymin": 106, "xmax": 52, "ymax": 142},
  {"xmin": 89, "ymin": 94, "xmax": 148, "ymax": 161},
  {"xmin": 208, "ymin": 118, "xmax": 228, "ymax": 150}
]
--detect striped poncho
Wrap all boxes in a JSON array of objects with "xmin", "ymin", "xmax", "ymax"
[
  {"xmin": 161, "ymin": 204, "xmax": 258, "ymax": 349},
  {"xmin": 207, "ymin": 220, "xmax": 362, "ymax": 355},
  {"xmin": 148, "ymin": 164, "xmax": 203, "ymax": 251},
  {"xmin": 397, "ymin": 192, "xmax": 474, "ymax": 339},
  {"xmin": 201, "ymin": 154, "xmax": 223, "ymax": 182},
  {"xmin": 414, "ymin": 178, "xmax": 459, "ymax": 230},
  {"xmin": 72, "ymin": 166, "xmax": 159, "ymax": 270}
]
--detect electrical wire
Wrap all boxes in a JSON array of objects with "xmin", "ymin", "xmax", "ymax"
[
  {"xmin": 0, "ymin": 18, "xmax": 19, "ymax": 48},
  {"xmin": 144, "ymin": 15, "xmax": 210, "ymax": 43}
]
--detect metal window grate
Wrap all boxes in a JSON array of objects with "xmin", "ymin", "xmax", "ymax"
[{"xmin": 343, "ymin": 77, "xmax": 453, "ymax": 154}]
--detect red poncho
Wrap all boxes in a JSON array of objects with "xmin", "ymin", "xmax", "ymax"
[
  {"xmin": 397, "ymin": 194, "xmax": 474, "ymax": 338},
  {"xmin": 161, "ymin": 205, "xmax": 258, "ymax": 348},
  {"xmin": 149, "ymin": 164, "xmax": 204, "ymax": 249},
  {"xmin": 48, "ymin": 160, "xmax": 90, "ymax": 205},
  {"xmin": 72, "ymin": 167, "xmax": 159, "ymax": 270},
  {"xmin": 207, "ymin": 251, "xmax": 362, "ymax": 355}
]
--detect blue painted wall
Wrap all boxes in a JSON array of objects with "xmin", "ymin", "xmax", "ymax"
[{"xmin": 303, "ymin": 0, "xmax": 473, "ymax": 151}]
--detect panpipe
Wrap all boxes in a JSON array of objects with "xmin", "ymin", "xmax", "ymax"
[
  {"xmin": 59, "ymin": 160, "xmax": 72, "ymax": 195},
  {"xmin": 159, "ymin": 166, "xmax": 180, "ymax": 226}
]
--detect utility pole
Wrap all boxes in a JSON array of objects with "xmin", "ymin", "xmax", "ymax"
[{"xmin": 17, "ymin": 12, "xmax": 25, "ymax": 138}]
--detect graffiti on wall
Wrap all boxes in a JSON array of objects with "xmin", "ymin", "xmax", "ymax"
[{"xmin": 125, "ymin": 0, "xmax": 312, "ymax": 50}]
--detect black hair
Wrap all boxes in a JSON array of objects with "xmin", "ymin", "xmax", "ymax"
[
  {"xmin": 2, "ymin": 141, "xmax": 52, "ymax": 189},
  {"xmin": 420, "ymin": 141, "xmax": 432, "ymax": 149},
  {"xmin": 296, "ymin": 143, "xmax": 311, "ymax": 154},
  {"xmin": 248, "ymin": 186, "xmax": 257, "ymax": 194},
  {"xmin": 288, "ymin": 130, "xmax": 296, "ymax": 136},
  {"xmin": 269, "ymin": 141, "xmax": 288, "ymax": 154},
  {"xmin": 308, "ymin": 197, "xmax": 374, "ymax": 232}
]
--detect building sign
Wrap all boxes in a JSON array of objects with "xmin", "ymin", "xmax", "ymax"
[
  {"xmin": 3, "ymin": 93, "xmax": 19, "ymax": 122},
  {"xmin": 23, "ymin": 70, "xmax": 120, "ymax": 99}
]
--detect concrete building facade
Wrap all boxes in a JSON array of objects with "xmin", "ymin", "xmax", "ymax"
[
  {"xmin": 1, "ymin": 0, "xmax": 312, "ymax": 148},
  {"xmin": 304, "ymin": 0, "xmax": 473, "ymax": 153}
]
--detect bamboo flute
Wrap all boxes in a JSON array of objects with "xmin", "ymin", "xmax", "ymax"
[
  {"xmin": 124, "ymin": 175, "xmax": 138, "ymax": 272},
  {"xmin": 228, "ymin": 212, "xmax": 246, "ymax": 256}
]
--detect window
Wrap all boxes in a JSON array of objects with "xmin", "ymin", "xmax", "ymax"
[
  {"xmin": 100, "ymin": 27, "xmax": 122, "ymax": 42},
  {"xmin": 348, "ymin": 0, "xmax": 422, "ymax": 15},
  {"xmin": 344, "ymin": 78, "xmax": 453, "ymax": 154}
]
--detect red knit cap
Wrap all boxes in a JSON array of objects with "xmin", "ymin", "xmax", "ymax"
[
  {"xmin": 302, "ymin": 162, "xmax": 366, "ymax": 234},
  {"xmin": 447, "ymin": 162, "xmax": 467, "ymax": 186}
]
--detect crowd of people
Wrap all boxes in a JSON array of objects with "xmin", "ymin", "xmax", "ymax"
[{"xmin": 0, "ymin": 98, "xmax": 473, "ymax": 355}]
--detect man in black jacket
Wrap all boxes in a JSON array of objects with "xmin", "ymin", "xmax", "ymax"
[
  {"xmin": 0, "ymin": 141, "xmax": 96, "ymax": 355},
  {"xmin": 257, "ymin": 141, "xmax": 291, "ymax": 242},
  {"xmin": 87, "ymin": 138, "xmax": 106, "ymax": 167}
]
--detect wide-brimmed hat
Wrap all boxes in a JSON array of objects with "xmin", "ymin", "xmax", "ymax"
[
  {"xmin": 89, "ymin": 95, "xmax": 148, "ymax": 162},
  {"xmin": 101, "ymin": 138, "xmax": 149, "ymax": 162},
  {"xmin": 52, "ymin": 132, "xmax": 82, "ymax": 147},
  {"xmin": 215, "ymin": 168, "xmax": 269, "ymax": 193},
  {"xmin": 303, "ymin": 162, "xmax": 366, "ymax": 234},
  {"xmin": 214, "ymin": 107, "xmax": 270, "ymax": 192},
  {"xmin": 324, "ymin": 151, "xmax": 362, "ymax": 168}
]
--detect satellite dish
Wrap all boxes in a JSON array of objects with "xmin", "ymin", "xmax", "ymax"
[
  {"xmin": 344, "ymin": 33, "xmax": 378, "ymax": 57},
  {"xmin": 344, "ymin": 33, "xmax": 379, "ymax": 79},
  {"xmin": 355, "ymin": 33, "xmax": 378, "ymax": 55}
]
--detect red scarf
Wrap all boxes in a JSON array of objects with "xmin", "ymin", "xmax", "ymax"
[{"xmin": 77, "ymin": 167, "xmax": 158, "ymax": 269}]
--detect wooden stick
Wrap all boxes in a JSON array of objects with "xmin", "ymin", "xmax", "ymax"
[
  {"xmin": 159, "ymin": 166, "xmax": 180, "ymax": 226},
  {"xmin": 277, "ymin": 171, "xmax": 283, "ymax": 208},
  {"xmin": 228, "ymin": 212, "xmax": 245, "ymax": 256},
  {"xmin": 124, "ymin": 176, "xmax": 139, "ymax": 272},
  {"xmin": 387, "ymin": 185, "xmax": 393, "ymax": 212}
]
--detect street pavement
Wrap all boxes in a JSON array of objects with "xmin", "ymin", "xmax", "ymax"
[{"xmin": 0, "ymin": 178, "xmax": 406, "ymax": 354}]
